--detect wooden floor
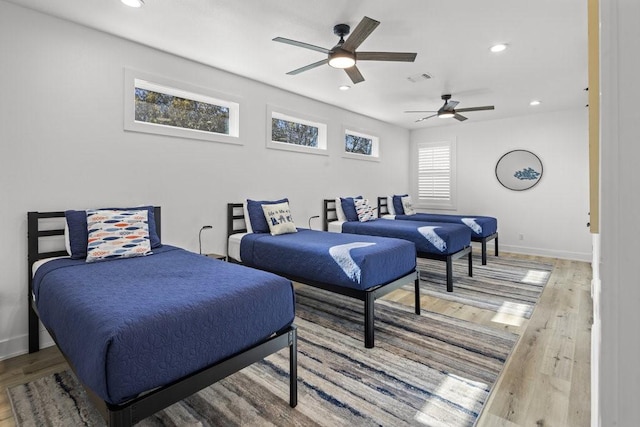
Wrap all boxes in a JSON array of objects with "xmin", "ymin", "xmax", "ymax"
[{"xmin": 0, "ymin": 252, "xmax": 592, "ymax": 427}]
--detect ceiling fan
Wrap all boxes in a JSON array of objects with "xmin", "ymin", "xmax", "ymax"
[
  {"xmin": 273, "ymin": 16, "xmax": 417, "ymax": 84},
  {"xmin": 406, "ymin": 94, "xmax": 495, "ymax": 122}
]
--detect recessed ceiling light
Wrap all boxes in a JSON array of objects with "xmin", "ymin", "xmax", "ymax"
[
  {"xmin": 529, "ymin": 100, "xmax": 541, "ymax": 106},
  {"xmin": 490, "ymin": 43, "xmax": 508, "ymax": 53},
  {"xmin": 121, "ymin": 0, "xmax": 144, "ymax": 8},
  {"xmin": 339, "ymin": 85, "xmax": 351, "ymax": 91}
]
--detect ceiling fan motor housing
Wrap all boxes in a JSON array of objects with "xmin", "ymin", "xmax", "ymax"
[{"xmin": 333, "ymin": 24, "xmax": 350, "ymax": 38}]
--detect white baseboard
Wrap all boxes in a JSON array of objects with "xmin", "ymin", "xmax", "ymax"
[
  {"xmin": 498, "ymin": 243, "xmax": 591, "ymax": 262},
  {"xmin": 0, "ymin": 328, "xmax": 55, "ymax": 361}
]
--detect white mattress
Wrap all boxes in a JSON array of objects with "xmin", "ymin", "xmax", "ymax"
[
  {"xmin": 227, "ymin": 233, "xmax": 248, "ymax": 262},
  {"xmin": 327, "ymin": 221, "xmax": 344, "ymax": 233},
  {"xmin": 32, "ymin": 256, "xmax": 69, "ymax": 277},
  {"xmin": 31, "ymin": 256, "xmax": 70, "ymax": 302}
]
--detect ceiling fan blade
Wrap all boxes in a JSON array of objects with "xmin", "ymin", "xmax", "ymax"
[
  {"xmin": 344, "ymin": 65, "xmax": 365, "ymax": 84},
  {"xmin": 286, "ymin": 59, "xmax": 329, "ymax": 75},
  {"xmin": 357, "ymin": 52, "xmax": 417, "ymax": 62},
  {"xmin": 453, "ymin": 113, "xmax": 468, "ymax": 121},
  {"xmin": 443, "ymin": 100, "xmax": 459, "ymax": 111},
  {"xmin": 342, "ymin": 16, "xmax": 380, "ymax": 51},
  {"xmin": 404, "ymin": 110, "xmax": 437, "ymax": 113},
  {"xmin": 273, "ymin": 37, "xmax": 330, "ymax": 54},
  {"xmin": 455, "ymin": 105, "xmax": 495, "ymax": 112},
  {"xmin": 416, "ymin": 114, "xmax": 437, "ymax": 122}
]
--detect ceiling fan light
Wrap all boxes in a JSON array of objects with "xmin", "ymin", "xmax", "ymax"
[
  {"xmin": 438, "ymin": 111, "xmax": 455, "ymax": 119},
  {"xmin": 329, "ymin": 55, "xmax": 356, "ymax": 69},
  {"xmin": 328, "ymin": 48, "xmax": 356, "ymax": 69},
  {"xmin": 121, "ymin": 0, "xmax": 144, "ymax": 7}
]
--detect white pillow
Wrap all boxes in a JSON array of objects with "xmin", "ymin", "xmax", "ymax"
[
  {"xmin": 334, "ymin": 197, "xmax": 347, "ymax": 222},
  {"xmin": 386, "ymin": 196, "xmax": 396, "ymax": 215},
  {"xmin": 354, "ymin": 198, "xmax": 376, "ymax": 222},
  {"xmin": 85, "ymin": 210, "xmax": 152, "ymax": 263},
  {"xmin": 243, "ymin": 201, "xmax": 254, "ymax": 233},
  {"xmin": 262, "ymin": 202, "xmax": 297, "ymax": 236},
  {"xmin": 401, "ymin": 196, "xmax": 416, "ymax": 215},
  {"xmin": 64, "ymin": 220, "xmax": 72, "ymax": 255}
]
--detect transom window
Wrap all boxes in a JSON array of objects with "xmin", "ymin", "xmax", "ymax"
[
  {"xmin": 124, "ymin": 69, "xmax": 240, "ymax": 144},
  {"xmin": 344, "ymin": 128, "xmax": 380, "ymax": 161},
  {"xmin": 267, "ymin": 107, "xmax": 327, "ymax": 155}
]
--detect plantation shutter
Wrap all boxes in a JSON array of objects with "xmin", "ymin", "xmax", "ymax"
[{"xmin": 417, "ymin": 142, "xmax": 452, "ymax": 203}]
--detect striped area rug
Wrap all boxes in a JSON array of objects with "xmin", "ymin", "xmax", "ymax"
[
  {"xmin": 417, "ymin": 254, "xmax": 553, "ymax": 318},
  {"xmin": 8, "ymin": 285, "xmax": 518, "ymax": 427}
]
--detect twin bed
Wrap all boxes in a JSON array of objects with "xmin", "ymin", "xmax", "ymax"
[
  {"xmin": 323, "ymin": 198, "xmax": 473, "ymax": 292},
  {"xmin": 28, "ymin": 207, "xmax": 297, "ymax": 426},
  {"xmin": 226, "ymin": 202, "xmax": 420, "ymax": 349},
  {"xmin": 377, "ymin": 196, "xmax": 499, "ymax": 265}
]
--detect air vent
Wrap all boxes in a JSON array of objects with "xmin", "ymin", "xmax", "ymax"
[{"xmin": 407, "ymin": 73, "xmax": 432, "ymax": 83}]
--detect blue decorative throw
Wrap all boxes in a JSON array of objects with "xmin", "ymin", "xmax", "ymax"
[
  {"xmin": 240, "ymin": 229, "xmax": 416, "ymax": 290},
  {"xmin": 392, "ymin": 213, "xmax": 498, "ymax": 238},
  {"xmin": 341, "ymin": 218, "xmax": 471, "ymax": 255}
]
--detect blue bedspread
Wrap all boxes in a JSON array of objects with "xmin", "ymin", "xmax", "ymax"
[
  {"xmin": 239, "ymin": 229, "xmax": 416, "ymax": 291},
  {"xmin": 341, "ymin": 219, "xmax": 471, "ymax": 255},
  {"xmin": 392, "ymin": 213, "xmax": 498, "ymax": 239},
  {"xmin": 33, "ymin": 245, "xmax": 295, "ymax": 405}
]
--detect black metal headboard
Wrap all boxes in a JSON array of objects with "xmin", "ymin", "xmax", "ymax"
[
  {"xmin": 26, "ymin": 206, "xmax": 161, "ymax": 353},
  {"xmin": 322, "ymin": 199, "xmax": 338, "ymax": 231},
  {"xmin": 27, "ymin": 207, "xmax": 162, "ymax": 265},
  {"xmin": 227, "ymin": 203, "xmax": 248, "ymax": 237},
  {"xmin": 377, "ymin": 196, "xmax": 391, "ymax": 217}
]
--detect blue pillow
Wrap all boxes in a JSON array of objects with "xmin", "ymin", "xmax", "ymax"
[
  {"xmin": 340, "ymin": 196, "xmax": 362, "ymax": 222},
  {"xmin": 247, "ymin": 198, "xmax": 289, "ymax": 233},
  {"xmin": 392, "ymin": 194, "xmax": 408, "ymax": 215},
  {"xmin": 65, "ymin": 205, "xmax": 161, "ymax": 260}
]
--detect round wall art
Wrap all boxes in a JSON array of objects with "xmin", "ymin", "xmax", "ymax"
[{"xmin": 495, "ymin": 149, "xmax": 543, "ymax": 191}]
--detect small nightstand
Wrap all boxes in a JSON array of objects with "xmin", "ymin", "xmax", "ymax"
[{"xmin": 205, "ymin": 253, "xmax": 226, "ymax": 261}]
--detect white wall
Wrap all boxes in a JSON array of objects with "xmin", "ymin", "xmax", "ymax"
[
  {"xmin": 0, "ymin": 2, "xmax": 410, "ymax": 360},
  {"xmin": 410, "ymin": 109, "xmax": 591, "ymax": 261},
  {"xmin": 599, "ymin": 0, "xmax": 640, "ymax": 425}
]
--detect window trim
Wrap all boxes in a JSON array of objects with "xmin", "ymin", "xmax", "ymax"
[
  {"xmin": 413, "ymin": 140, "xmax": 457, "ymax": 210},
  {"xmin": 266, "ymin": 105, "xmax": 328, "ymax": 156},
  {"xmin": 124, "ymin": 68, "xmax": 241, "ymax": 145},
  {"xmin": 342, "ymin": 126, "xmax": 381, "ymax": 162}
]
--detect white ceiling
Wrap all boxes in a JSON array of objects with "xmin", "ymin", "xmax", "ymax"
[{"xmin": 7, "ymin": 0, "xmax": 588, "ymax": 129}]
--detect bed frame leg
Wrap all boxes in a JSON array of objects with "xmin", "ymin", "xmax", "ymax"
[
  {"xmin": 364, "ymin": 293, "xmax": 375, "ymax": 348},
  {"xmin": 289, "ymin": 327, "xmax": 298, "ymax": 408},
  {"xmin": 414, "ymin": 276, "xmax": 421, "ymax": 315},
  {"xmin": 481, "ymin": 239, "xmax": 488, "ymax": 265},
  {"xmin": 108, "ymin": 407, "xmax": 132, "ymax": 427},
  {"xmin": 495, "ymin": 235, "xmax": 499, "ymax": 256},
  {"xmin": 28, "ymin": 302, "xmax": 39, "ymax": 353},
  {"xmin": 468, "ymin": 250, "xmax": 473, "ymax": 277},
  {"xmin": 446, "ymin": 257, "xmax": 453, "ymax": 292}
]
